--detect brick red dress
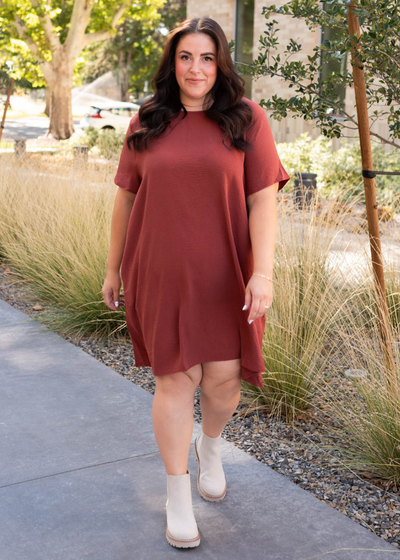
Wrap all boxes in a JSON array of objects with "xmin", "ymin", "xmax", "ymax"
[{"xmin": 114, "ymin": 97, "xmax": 290, "ymax": 388}]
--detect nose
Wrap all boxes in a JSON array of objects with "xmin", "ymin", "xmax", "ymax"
[{"xmin": 189, "ymin": 59, "xmax": 201, "ymax": 74}]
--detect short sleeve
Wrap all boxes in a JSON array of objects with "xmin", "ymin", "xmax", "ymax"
[
  {"xmin": 244, "ymin": 102, "xmax": 290, "ymax": 197},
  {"xmin": 114, "ymin": 113, "xmax": 142, "ymax": 194}
]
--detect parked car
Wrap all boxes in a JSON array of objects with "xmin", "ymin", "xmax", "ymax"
[
  {"xmin": 129, "ymin": 94, "xmax": 154, "ymax": 106},
  {"xmin": 80, "ymin": 101, "xmax": 141, "ymax": 132}
]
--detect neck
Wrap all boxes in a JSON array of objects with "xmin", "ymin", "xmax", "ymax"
[{"xmin": 180, "ymin": 96, "xmax": 214, "ymax": 111}]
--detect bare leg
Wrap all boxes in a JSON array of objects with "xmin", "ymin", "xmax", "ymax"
[
  {"xmin": 199, "ymin": 358, "xmax": 242, "ymax": 437},
  {"xmin": 152, "ymin": 364, "xmax": 203, "ymax": 475}
]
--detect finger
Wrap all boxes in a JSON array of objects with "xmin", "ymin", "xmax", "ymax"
[
  {"xmin": 252, "ymin": 298, "xmax": 266, "ymax": 322},
  {"xmin": 256, "ymin": 297, "xmax": 268, "ymax": 317},
  {"xmin": 248, "ymin": 295, "xmax": 261, "ymax": 324},
  {"xmin": 112, "ymin": 288, "xmax": 120, "ymax": 310},
  {"xmin": 103, "ymin": 288, "xmax": 114, "ymax": 310},
  {"xmin": 242, "ymin": 289, "xmax": 251, "ymax": 312}
]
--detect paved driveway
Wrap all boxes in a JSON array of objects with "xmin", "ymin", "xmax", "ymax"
[{"xmin": 1, "ymin": 116, "xmax": 82, "ymax": 141}]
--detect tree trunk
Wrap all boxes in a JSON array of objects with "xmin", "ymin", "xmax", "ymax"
[
  {"xmin": 48, "ymin": 79, "xmax": 74, "ymax": 139},
  {"xmin": 120, "ymin": 70, "xmax": 130, "ymax": 102},
  {"xmin": 46, "ymin": 62, "xmax": 75, "ymax": 140},
  {"xmin": 347, "ymin": 0, "xmax": 397, "ymax": 394},
  {"xmin": 44, "ymin": 87, "xmax": 51, "ymax": 117},
  {"xmin": 119, "ymin": 50, "xmax": 130, "ymax": 101}
]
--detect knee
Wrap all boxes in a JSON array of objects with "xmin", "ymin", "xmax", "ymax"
[
  {"xmin": 200, "ymin": 375, "xmax": 242, "ymax": 401},
  {"xmin": 155, "ymin": 366, "xmax": 202, "ymax": 396}
]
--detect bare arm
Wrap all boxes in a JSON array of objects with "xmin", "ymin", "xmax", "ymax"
[
  {"xmin": 243, "ymin": 182, "xmax": 279, "ymax": 324},
  {"xmin": 102, "ymin": 187, "xmax": 136, "ymax": 310}
]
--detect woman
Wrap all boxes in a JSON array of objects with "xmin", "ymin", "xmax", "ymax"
[{"xmin": 102, "ymin": 16, "xmax": 290, "ymax": 549}]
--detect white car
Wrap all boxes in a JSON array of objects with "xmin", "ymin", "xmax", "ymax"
[{"xmin": 80, "ymin": 101, "xmax": 141, "ymax": 132}]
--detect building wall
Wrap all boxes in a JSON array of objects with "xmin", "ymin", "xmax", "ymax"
[
  {"xmin": 252, "ymin": 0, "xmax": 322, "ymax": 145},
  {"xmin": 187, "ymin": 0, "xmax": 236, "ymax": 42},
  {"xmin": 187, "ymin": 0, "xmax": 392, "ymax": 152}
]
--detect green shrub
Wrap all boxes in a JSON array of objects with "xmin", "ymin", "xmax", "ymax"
[
  {"xmin": 278, "ymin": 132, "xmax": 400, "ymax": 207},
  {"xmin": 59, "ymin": 126, "xmax": 125, "ymax": 159},
  {"xmin": 81, "ymin": 126, "xmax": 99, "ymax": 149},
  {"xmin": 95, "ymin": 129, "xmax": 126, "ymax": 159}
]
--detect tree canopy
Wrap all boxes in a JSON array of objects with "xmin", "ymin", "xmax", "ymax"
[{"xmin": 0, "ymin": 0, "xmax": 169, "ymax": 137}]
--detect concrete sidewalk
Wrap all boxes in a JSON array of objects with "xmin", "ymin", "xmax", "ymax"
[{"xmin": 0, "ymin": 299, "xmax": 398, "ymax": 560}]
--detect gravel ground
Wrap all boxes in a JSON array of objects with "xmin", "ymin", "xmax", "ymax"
[{"xmin": 1, "ymin": 263, "xmax": 399, "ymax": 550}]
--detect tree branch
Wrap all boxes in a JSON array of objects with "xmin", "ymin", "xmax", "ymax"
[
  {"xmin": 13, "ymin": 19, "xmax": 43, "ymax": 60},
  {"xmin": 30, "ymin": 0, "xmax": 60, "ymax": 53},
  {"xmin": 340, "ymin": 108, "xmax": 400, "ymax": 149},
  {"xmin": 369, "ymin": 130, "xmax": 400, "ymax": 150},
  {"xmin": 12, "ymin": 18, "xmax": 53, "ymax": 80},
  {"xmin": 64, "ymin": 0, "xmax": 95, "ymax": 57},
  {"xmin": 83, "ymin": 4, "xmax": 127, "ymax": 48},
  {"xmin": 83, "ymin": 29, "xmax": 113, "ymax": 47},
  {"xmin": 111, "ymin": 4, "xmax": 128, "ymax": 28},
  {"xmin": 372, "ymin": 48, "xmax": 400, "ymax": 71}
]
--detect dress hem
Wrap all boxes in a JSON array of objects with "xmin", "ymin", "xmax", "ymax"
[{"xmin": 132, "ymin": 352, "xmax": 264, "ymax": 389}]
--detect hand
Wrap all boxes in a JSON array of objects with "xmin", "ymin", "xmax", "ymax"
[
  {"xmin": 102, "ymin": 270, "xmax": 124, "ymax": 311},
  {"xmin": 242, "ymin": 274, "xmax": 273, "ymax": 324}
]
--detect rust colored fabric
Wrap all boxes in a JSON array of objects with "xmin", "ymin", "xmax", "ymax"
[{"xmin": 114, "ymin": 96, "xmax": 290, "ymax": 388}]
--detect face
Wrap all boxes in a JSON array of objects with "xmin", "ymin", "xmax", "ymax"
[{"xmin": 174, "ymin": 32, "xmax": 218, "ymax": 109}]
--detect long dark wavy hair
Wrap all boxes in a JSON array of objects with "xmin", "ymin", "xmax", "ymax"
[{"xmin": 127, "ymin": 17, "xmax": 255, "ymax": 153}]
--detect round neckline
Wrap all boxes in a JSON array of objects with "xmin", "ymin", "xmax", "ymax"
[{"xmin": 179, "ymin": 109, "xmax": 205, "ymax": 113}]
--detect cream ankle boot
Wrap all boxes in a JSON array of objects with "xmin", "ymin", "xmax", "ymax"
[
  {"xmin": 194, "ymin": 428, "xmax": 227, "ymax": 502},
  {"xmin": 165, "ymin": 469, "xmax": 201, "ymax": 548}
]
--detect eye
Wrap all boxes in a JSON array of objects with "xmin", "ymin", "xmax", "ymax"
[{"xmin": 180, "ymin": 55, "xmax": 214, "ymax": 61}]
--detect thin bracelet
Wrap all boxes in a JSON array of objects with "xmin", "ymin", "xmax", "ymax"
[{"xmin": 253, "ymin": 272, "xmax": 273, "ymax": 283}]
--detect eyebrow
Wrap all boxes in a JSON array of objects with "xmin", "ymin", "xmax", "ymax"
[{"xmin": 178, "ymin": 50, "xmax": 216, "ymax": 56}]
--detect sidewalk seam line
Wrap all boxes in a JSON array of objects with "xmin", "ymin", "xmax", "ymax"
[{"xmin": 0, "ymin": 450, "xmax": 160, "ymax": 489}]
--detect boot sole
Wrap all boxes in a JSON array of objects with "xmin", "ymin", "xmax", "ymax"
[
  {"xmin": 166, "ymin": 527, "xmax": 201, "ymax": 548},
  {"xmin": 194, "ymin": 436, "xmax": 227, "ymax": 502}
]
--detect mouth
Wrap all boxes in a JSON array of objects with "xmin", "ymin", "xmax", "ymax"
[{"xmin": 187, "ymin": 79, "xmax": 204, "ymax": 83}]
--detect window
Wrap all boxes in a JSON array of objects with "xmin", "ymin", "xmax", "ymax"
[
  {"xmin": 320, "ymin": 1, "xmax": 347, "ymax": 118},
  {"xmin": 109, "ymin": 108, "xmax": 134, "ymax": 117},
  {"xmin": 234, "ymin": 0, "xmax": 254, "ymax": 98}
]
